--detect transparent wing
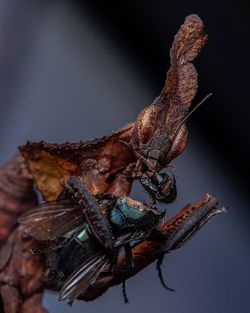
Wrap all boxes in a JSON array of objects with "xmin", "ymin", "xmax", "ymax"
[
  {"xmin": 59, "ymin": 252, "xmax": 109, "ymax": 303},
  {"xmin": 18, "ymin": 201, "xmax": 84, "ymax": 240},
  {"xmin": 115, "ymin": 229, "xmax": 150, "ymax": 248}
]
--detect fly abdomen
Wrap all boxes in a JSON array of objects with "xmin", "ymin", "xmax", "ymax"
[{"xmin": 55, "ymin": 224, "xmax": 102, "ymax": 279}]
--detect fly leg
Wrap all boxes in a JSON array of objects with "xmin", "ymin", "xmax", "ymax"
[
  {"xmin": 121, "ymin": 245, "xmax": 136, "ymax": 303},
  {"xmin": 113, "ymin": 244, "xmax": 134, "ymax": 273},
  {"xmin": 122, "ymin": 281, "xmax": 129, "ymax": 304},
  {"xmin": 156, "ymin": 254, "xmax": 175, "ymax": 292},
  {"xmin": 114, "ymin": 244, "xmax": 134, "ymax": 304}
]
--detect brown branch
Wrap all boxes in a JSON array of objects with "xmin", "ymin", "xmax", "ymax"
[{"xmin": 0, "ymin": 154, "xmax": 47, "ymax": 313}]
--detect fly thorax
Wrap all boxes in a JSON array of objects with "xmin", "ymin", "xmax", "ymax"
[{"xmin": 110, "ymin": 197, "xmax": 152, "ymax": 230}]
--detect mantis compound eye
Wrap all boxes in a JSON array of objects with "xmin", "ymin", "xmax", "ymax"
[{"xmin": 140, "ymin": 172, "xmax": 177, "ymax": 203}]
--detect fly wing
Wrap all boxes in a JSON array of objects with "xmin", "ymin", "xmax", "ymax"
[
  {"xmin": 18, "ymin": 201, "xmax": 84, "ymax": 240},
  {"xmin": 59, "ymin": 252, "xmax": 109, "ymax": 303},
  {"xmin": 59, "ymin": 230, "xmax": 149, "ymax": 302},
  {"xmin": 115, "ymin": 227, "xmax": 154, "ymax": 248}
]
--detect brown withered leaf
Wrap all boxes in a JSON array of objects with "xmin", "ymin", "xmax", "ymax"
[{"xmin": 20, "ymin": 14, "xmax": 207, "ymax": 201}]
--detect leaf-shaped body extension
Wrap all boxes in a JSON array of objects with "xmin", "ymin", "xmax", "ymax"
[
  {"xmin": 20, "ymin": 124, "xmax": 134, "ymax": 201},
  {"xmin": 131, "ymin": 14, "xmax": 207, "ymax": 174}
]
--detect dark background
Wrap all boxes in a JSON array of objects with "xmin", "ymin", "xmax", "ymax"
[{"xmin": 0, "ymin": 1, "xmax": 249, "ymax": 312}]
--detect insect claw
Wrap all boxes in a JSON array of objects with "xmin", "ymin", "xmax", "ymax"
[
  {"xmin": 156, "ymin": 255, "xmax": 175, "ymax": 292},
  {"xmin": 122, "ymin": 281, "xmax": 129, "ymax": 304},
  {"xmin": 68, "ymin": 300, "xmax": 73, "ymax": 306}
]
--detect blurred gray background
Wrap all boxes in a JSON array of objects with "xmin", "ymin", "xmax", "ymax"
[{"xmin": 0, "ymin": 1, "xmax": 249, "ymax": 313}]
